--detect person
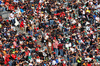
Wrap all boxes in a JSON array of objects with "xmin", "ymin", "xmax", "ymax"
[
  {"xmin": 58, "ymin": 42, "xmax": 63, "ymax": 56},
  {"xmin": 77, "ymin": 56, "xmax": 82, "ymax": 66},
  {"xmin": 53, "ymin": 38, "xmax": 59, "ymax": 56}
]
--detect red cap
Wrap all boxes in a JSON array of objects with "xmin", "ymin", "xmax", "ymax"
[
  {"xmin": 79, "ymin": 7, "xmax": 81, "ymax": 9},
  {"xmin": 15, "ymin": 38, "xmax": 17, "ymax": 41},
  {"xmin": 61, "ymin": 59, "xmax": 64, "ymax": 61},
  {"xmin": 37, "ymin": 56, "xmax": 40, "ymax": 58},
  {"xmin": 83, "ymin": 31, "xmax": 85, "ymax": 32},
  {"xmin": 35, "ymin": 48, "xmax": 38, "ymax": 51},
  {"xmin": 37, "ymin": 27, "xmax": 39, "ymax": 30},
  {"xmin": 46, "ymin": 25, "xmax": 48, "ymax": 27},
  {"xmin": 35, "ymin": 40, "xmax": 37, "ymax": 42},
  {"xmin": 6, "ymin": 20, "xmax": 9, "ymax": 22},
  {"xmin": 38, "ymin": 45, "xmax": 41, "ymax": 47},
  {"xmin": 17, "ymin": 57, "xmax": 20, "ymax": 60},
  {"xmin": 23, "ymin": 37, "xmax": 26, "ymax": 40},
  {"xmin": 47, "ymin": 33, "xmax": 49, "ymax": 35},
  {"xmin": 34, "ymin": 28, "xmax": 36, "ymax": 30}
]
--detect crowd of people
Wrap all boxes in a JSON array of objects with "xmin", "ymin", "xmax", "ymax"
[{"xmin": 0, "ymin": 0, "xmax": 100, "ymax": 66}]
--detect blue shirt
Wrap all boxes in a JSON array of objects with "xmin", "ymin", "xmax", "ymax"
[
  {"xmin": 93, "ymin": 15, "xmax": 96, "ymax": 19},
  {"xmin": 56, "ymin": 59, "xmax": 58, "ymax": 63}
]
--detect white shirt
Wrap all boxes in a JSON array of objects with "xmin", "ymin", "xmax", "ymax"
[
  {"xmin": 86, "ymin": 26, "xmax": 90, "ymax": 31},
  {"xmin": 9, "ymin": 13, "xmax": 14, "ymax": 20},
  {"xmin": 29, "ymin": 63, "xmax": 33, "ymax": 66},
  {"xmin": 96, "ymin": 17, "xmax": 99, "ymax": 23},
  {"xmin": 72, "ymin": 20, "xmax": 76, "ymax": 24},
  {"xmin": 48, "ymin": 42, "xmax": 52, "ymax": 47},
  {"xmin": 52, "ymin": 60, "xmax": 56, "ymax": 65},
  {"xmin": 78, "ymin": 23, "xmax": 81, "ymax": 27},
  {"xmin": 70, "ymin": 48, "xmax": 75, "ymax": 52},
  {"xmin": 36, "ymin": 59, "xmax": 41, "ymax": 63},
  {"xmin": 45, "ymin": 35, "xmax": 49, "ymax": 40},
  {"xmin": 58, "ymin": 58, "xmax": 61, "ymax": 63},
  {"xmin": 85, "ymin": 57, "xmax": 92, "ymax": 62},
  {"xmin": 83, "ymin": 10, "xmax": 85, "ymax": 14}
]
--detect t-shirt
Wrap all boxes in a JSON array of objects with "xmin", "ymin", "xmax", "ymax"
[
  {"xmin": 9, "ymin": 13, "xmax": 14, "ymax": 20},
  {"xmin": 36, "ymin": 59, "xmax": 40, "ymax": 63},
  {"xmin": 52, "ymin": 60, "xmax": 56, "ymax": 65},
  {"xmin": 48, "ymin": 42, "xmax": 52, "ymax": 47}
]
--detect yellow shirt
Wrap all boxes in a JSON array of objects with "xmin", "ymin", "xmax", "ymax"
[
  {"xmin": 86, "ymin": 10, "xmax": 91, "ymax": 13},
  {"xmin": 3, "ymin": 51, "xmax": 6, "ymax": 56}
]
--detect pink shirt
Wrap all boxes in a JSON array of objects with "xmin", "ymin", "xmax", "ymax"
[
  {"xmin": 13, "ymin": 41, "xmax": 17, "ymax": 46},
  {"xmin": 53, "ymin": 40, "xmax": 59, "ymax": 49}
]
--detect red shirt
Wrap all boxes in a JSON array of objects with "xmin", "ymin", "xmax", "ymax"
[
  {"xmin": 20, "ymin": 21, "xmax": 24, "ymax": 27},
  {"xmin": 4, "ymin": 55, "xmax": 10, "ymax": 64},
  {"xmin": 60, "ymin": 12, "xmax": 65, "ymax": 17},
  {"xmin": 11, "ymin": 54, "xmax": 16, "ymax": 60},
  {"xmin": 25, "ymin": 51, "xmax": 29, "ymax": 56},
  {"xmin": 58, "ymin": 44, "xmax": 63, "ymax": 49},
  {"xmin": 87, "ymin": 64, "xmax": 91, "ymax": 66}
]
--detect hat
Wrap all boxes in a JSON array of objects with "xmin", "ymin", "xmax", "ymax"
[
  {"xmin": 35, "ymin": 40, "xmax": 37, "ymax": 42},
  {"xmin": 79, "ymin": 6, "xmax": 81, "ymax": 9},
  {"xmin": 23, "ymin": 37, "xmax": 26, "ymax": 40},
  {"xmin": 37, "ymin": 27, "xmax": 39, "ymax": 30},
  {"xmin": 46, "ymin": 25, "xmax": 48, "ymax": 27},
  {"xmin": 47, "ymin": 33, "xmax": 49, "ymax": 35},
  {"xmin": 15, "ymin": 51, "xmax": 18, "ymax": 53},
  {"xmin": 35, "ymin": 48, "xmax": 38, "ymax": 51},
  {"xmin": 37, "ymin": 56, "xmax": 40, "ymax": 58},
  {"xmin": 34, "ymin": 28, "xmax": 36, "ymax": 30},
  {"xmin": 12, "ymin": 52, "xmax": 15, "ymax": 54},
  {"xmin": 32, "ymin": 4, "xmax": 34, "ymax": 6},
  {"xmin": 38, "ymin": 45, "xmax": 41, "ymax": 47},
  {"xmin": 45, "ymin": 49, "xmax": 47, "ymax": 51},
  {"xmin": 83, "ymin": 31, "xmax": 85, "ymax": 32},
  {"xmin": 61, "ymin": 59, "xmax": 64, "ymax": 61},
  {"xmin": 6, "ymin": 20, "xmax": 9, "ymax": 22}
]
